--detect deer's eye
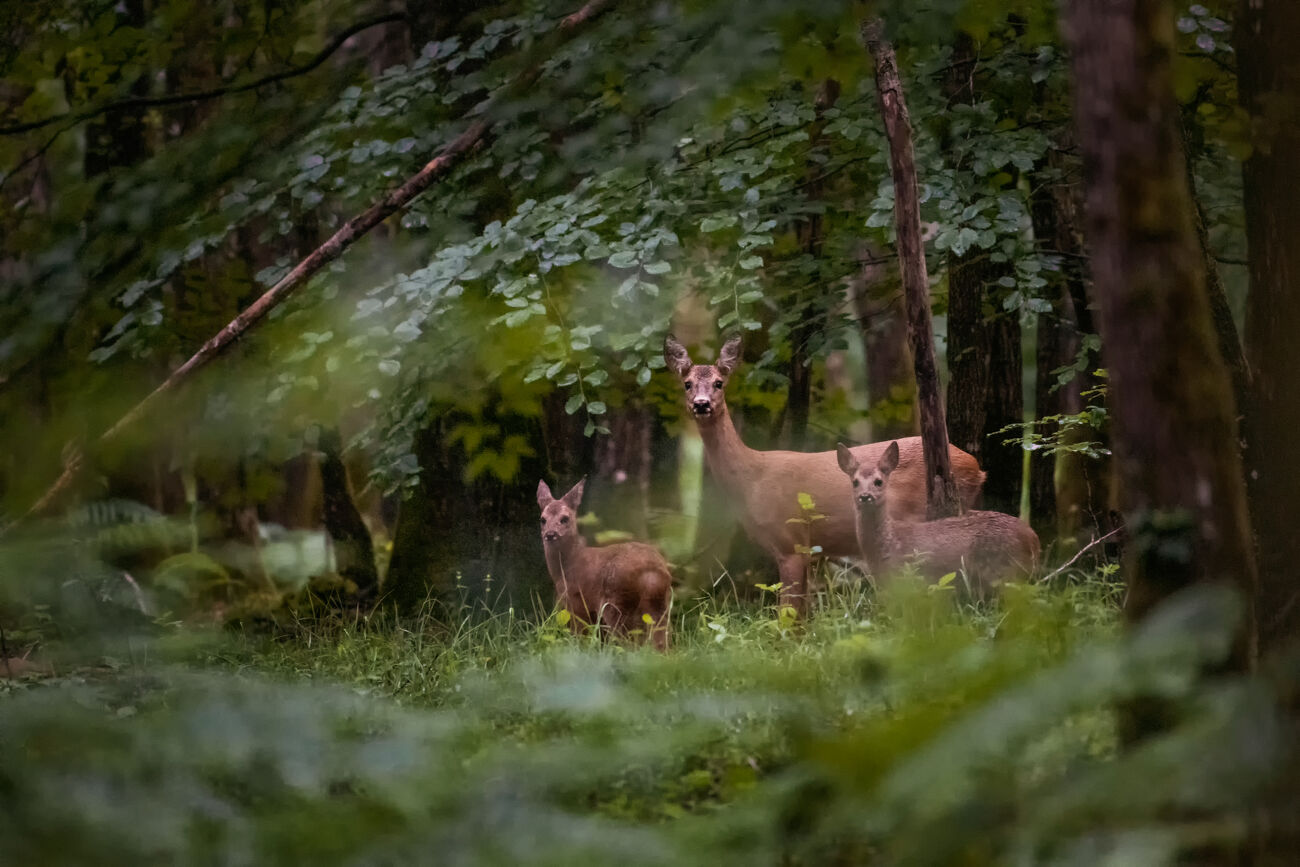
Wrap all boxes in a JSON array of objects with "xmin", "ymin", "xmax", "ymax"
[
  {"xmin": 874, "ymin": 479, "xmax": 883, "ymax": 488},
  {"xmin": 683, "ymin": 381, "xmax": 690, "ymax": 391},
  {"xmin": 852, "ymin": 479, "xmax": 859, "ymax": 488},
  {"xmin": 540, "ymin": 517, "xmax": 546, "ymax": 524},
  {"xmin": 560, "ymin": 515, "xmax": 569, "ymax": 524},
  {"xmin": 713, "ymin": 380, "xmax": 723, "ymax": 389}
]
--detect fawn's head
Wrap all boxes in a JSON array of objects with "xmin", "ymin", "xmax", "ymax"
[
  {"xmin": 537, "ymin": 478, "xmax": 585, "ymax": 545},
  {"xmin": 663, "ymin": 334, "xmax": 742, "ymax": 422},
  {"xmin": 836, "ymin": 440, "xmax": 900, "ymax": 509}
]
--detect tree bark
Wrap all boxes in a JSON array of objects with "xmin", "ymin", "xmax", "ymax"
[
  {"xmin": 1237, "ymin": 0, "xmax": 1300, "ymax": 655},
  {"xmin": 589, "ymin": 401, "xmax": 653, "ymax": 539},
  {"xmin": 851, "ymin": 246, "xmax": 916, "ymax": 441},
  {"xmin": 318, "ymin": 427, "xmax": 379, "ymax": 597},
  {"xmin": 861, "ymin": 19, "xmax": 960, "ymax": 519},
  {"xmin": 1062, "ymin": 0, "xmax": 1257, "ymax": 701},
  {"xmin": 785, "ymin": 78, "xmax": 841, "ymax": 451}
]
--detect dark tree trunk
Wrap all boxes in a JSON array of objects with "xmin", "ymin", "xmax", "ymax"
[
  {"xmin": 946, "ymin": 252, "xmax": 1024, "ymax": 515},
  {"xmin": 785, "ymin": 79, "xmax": 841, "ymax": 451},
  {"xmin": 1062, "ymin": 0, "xmax": 1257, "ymax": 711},
  {"xmin": 384, "ymin": 424, "xmax": 445, "ymax": 612},
  {"xmin": 1237, "ymin": 0, "xmax": 1300, "ymax": 654},
  {"xmin": 588, "ymin": 401, "xmax": 653, "ymax": 539},
  {"xmin": 941, "ymin": 32, "xmax": 1024, "ymax": 517},
  {"xmin": 318, "ymin": 427, "xmax": 379, "ymax": 597},
  {"xmin": 851, "ymin": 246, "xmax": 917, "ymax": 441},
  {"xmin": 861, "ymin": 19, "xmax": 960, "ymax": 519}
]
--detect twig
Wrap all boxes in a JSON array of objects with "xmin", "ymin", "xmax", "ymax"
[
  {"xmin": 1038, "ymin": 526, "xmax": 1123, "ymax": 583},
  {"xmin": 9, "ymin": 0, "xmax": 613, "ymax": 529},
  {"xmin": 122, "ymin": 571, "xmax": 151, "ymax": 615},
  {"xmin": 0, "ymin": 13, "xmax": 407, "ymax": 137}
]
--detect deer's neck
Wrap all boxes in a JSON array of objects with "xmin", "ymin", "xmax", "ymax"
[
  {"xmin": 696, "ymin": 404, "xmax": 760, "ymax": 495},
  {"xmin": 544, "ymin": 537, "xmax": 592, "ymax": 594},
  {"xmin": 855, "ymin": 505, "xmax": 896, "ymax": 573}
]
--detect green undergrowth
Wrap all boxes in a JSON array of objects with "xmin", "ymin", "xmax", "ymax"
[{"xmin": 0, "ymin": 566, "xmax": 1290, "ymax": 865}]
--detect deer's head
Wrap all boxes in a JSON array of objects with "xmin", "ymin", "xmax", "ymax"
[
  {"xmin": 663, "ymin": 334, "xmax": 742, "ymax": 423},
  {"xmin": 836, "ymin": 440, "xmax": 900, "ymax": 509},
  {"xmin": 537, "ymin": 478, "xmax": 585, "ymax": 546}
]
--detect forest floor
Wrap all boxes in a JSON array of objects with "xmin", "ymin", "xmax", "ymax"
[{"xmin": 1, "ymin": 565, "xmax": 1132, "ymax": 863}]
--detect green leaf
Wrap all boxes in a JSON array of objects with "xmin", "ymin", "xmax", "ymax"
[
  {"xmin": 738, "ymin": 255, "xmax": 763, "ymax": 270},
  {"xmin": 643, "ymin": 260, "xmax": 671, "ymax": 274},
  {"xmin": 587, "ymin": 401, "xmax": 607, "ymax": 415},
  {"xmin": 565, "ymin": 394, "xmax": 584, "ymax": 414},
  {"xmin": 608, "ymin": 250, "xmax": 639, "ymax": 269}
]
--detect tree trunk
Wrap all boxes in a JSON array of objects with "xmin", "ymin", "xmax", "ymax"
[
  {"xmin": 383, "ymin": 424, "xmax": 446, "ymax": 613},
  {"xmin": 785, "ymin": 78, "xmax": 841, "ymax": 451},
  {"xmin": 861, "ymin": 19, "xmax": 960, "ymax": 519},
  {"xmin": 945, "ymin": 252, "xmax": 1024, "ymax": 515},
  {"xmin": 1237, "ymin": 0, "xmax": 1300, "ymax": 655},
  {"xmin": 588, "ymin": 401, "xmax": 653, "ymax": 539},
  {"xmin": 1062, "ymin": 0, "xmax": 1257, "ymax": 710},
  {"xmin": 851, "ymin": 246, "xmax": 917, "ymax": 441},
  {"xmin": 318, "ymin": 427, "xmax": 379, "ymax": 597}
]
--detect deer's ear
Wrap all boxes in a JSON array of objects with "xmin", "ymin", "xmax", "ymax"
[
  {"xmin": 537, "ymin": 479, "xmax": 555, "ymax": 508},
  {"xmin": 716, "ymin": 334, "xmax": 742, "ymax": 378},
  {"xmin": 836, "ymin": 443, "xmax": 858, "ymax": 476},
  {"xmin": 560, "ymin": 477, "xmax": 586, "ymax": 510},
  {"xmin": 879, "ymin": 441, "xmax": 901, "ymax": 475},
  {"xmin": 664, "ymin": 333, "xmax": 693, "ymax": 378}
]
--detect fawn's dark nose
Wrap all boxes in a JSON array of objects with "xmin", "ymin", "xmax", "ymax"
[
  {"xmin": 692, "ymin": 399, "xmax": 712, "ymax": 414},
  {"xmin": 544, "ymin": 531, "xmax": 559, "ymax": 542},
  {"xmin": 857, "ymin": 493, "xmax": 874, "ymax": 505}
]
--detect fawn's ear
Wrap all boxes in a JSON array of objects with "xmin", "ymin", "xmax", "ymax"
[
  {"xmin": 879, "ymin": 441, "xmax": 901, "ymax": 475},
  {"xmin": 836, "ymin": 443, "xmax": 858, "ymax": 476},
  {"xmin": 664, "ymin": 333, "xmax": 693, "ymax": 379},
  {"xmin": 716, "ymin": 334, "xmax": 742, "ymax": 378},
  {"xmin": 537, "ymin": 479, "xmax": 555, "ymax": 508},
  {"xmin": 560, "ymin": 477, "xmax": 586, "ymax": 510}
]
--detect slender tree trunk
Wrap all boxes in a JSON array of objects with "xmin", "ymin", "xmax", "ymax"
[
  {"xmin": 1237, "ymin": 0, "xmax": 1300, "ymax": 655},
  {"xmin": 318, "ymin": 427, "xmax": 379, "ymax": 597},
  {"xmin": 851, "ymin": 246, "xmax": 916, "ymax": 441},
  {"xmin": 384, "ymin": 424, "xmax": 445, "ymax": 612},
  {"xmin": 1062, "ymin": 0, "xmax": 1257, "ymax": 715},
  {"xmin": 861, "ymin": 19, "xmax": 960, "ymax": 519}
]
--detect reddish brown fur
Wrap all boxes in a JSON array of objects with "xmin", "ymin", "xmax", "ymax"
[
  {"xmin": 665, "ymin": 335, "xmax": 985, "ymax": 615},
  {"xmin": 537, "ymin": 478, "xmax": 671, "ymax": 650},
  {"xmin": 837, "ymin": 440, "xmax": 1040, "ymax": 595}
]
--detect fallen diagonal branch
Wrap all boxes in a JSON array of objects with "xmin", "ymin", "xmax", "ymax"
[
  {"xmin": 13, "ymin": 0, "xmax": 613, "ymax": 526},
  {"xmin": 1037, "ymin": 526, "xmax": 1124, "ymax": 583},
  {"xmin": 0, "ymin": 13, "xmax": 407, "ymax": 137}
]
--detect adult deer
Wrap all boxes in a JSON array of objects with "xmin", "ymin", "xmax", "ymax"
[
  {"xmin": 665, "ymin": 334, "xmax": 985, "ymax": 616},
  {"xmin": 837, "ymin": 440, "xmax": 1039, "ymax": 595},
  {"xmin": 537, "ymin": 478, "xmax": 672, "ymax": 650}
]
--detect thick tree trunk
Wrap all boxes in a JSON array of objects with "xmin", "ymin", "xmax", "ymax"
[
  {"xmin": 861, "ymin": 19, "xmax": 960, "ymax": 519},
  {"xmin": 941, "ymin": 32, "xmax": 1024, "ymax": 517},
  {"xmin": 318, "ymin": 427, "xmax": 379, "ymax": 597},
  {"xmin": 1237, "ymin": 0, "xmax": 1300, "ymax": 655},
  {"xmin": 945, "ymin": 252, "xmax": 1023, "ymax": 515},
  {"xmin": 785, "ymin": 79, "xmax": 841, "ymax": 451},
  {"xmin": 851, "ymin": 246, "xmax": 916, "ymax": 441},
  {"xmin": 383, "ymin": 424, "xmax": 445, "ymax": 612},
  {"xmin": 1062, "ymin": 0, "xmax": 1257, "ymax": 698},
  {"xmin": 588, "ymin": 401, "xmax": 653, "ymax": 539}
]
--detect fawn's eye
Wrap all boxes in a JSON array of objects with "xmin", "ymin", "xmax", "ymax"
[
  {"xmin": 683, "ymin": 381, "xmax": 690, "ymax": 391},
  {"xmin": 852, "ymin": 479, "xmax": 859, "ymax": 488},
  {"xmin": 713, "ymin": 380, "xmax": 723, "ymax": 389},
  {"xmin": 874, "ymin": 479, "xmax": 883, "ymax": 487},
  {"xmin": 560, "ymin": 515, "xmax": 569, "ymax": 524}
]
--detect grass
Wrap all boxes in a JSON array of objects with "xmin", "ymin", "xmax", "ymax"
[{"xmin": 13, "ymin": 560, "xmax": 1276, "ymax": 865}]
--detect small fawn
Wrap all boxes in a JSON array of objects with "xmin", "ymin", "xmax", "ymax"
[
  {"xmin": 837, "ymin": 441, "xmax": 1040, "ymax": 595},
  {"xmin": 537, "ymin": 478, "xmax": 672, "ymax": 650}
]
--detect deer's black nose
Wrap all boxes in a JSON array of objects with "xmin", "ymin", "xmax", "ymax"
[
  {"xmin": 692, "ymin": 400, "xmax": 711, "ymax": 414},
  {"xmin": 857, "ymin": 493, "xmax": 874, "ymax": 504},
  {"xmin": 544, "ymin": 531, "xmax": 559, "ymax": 542}
]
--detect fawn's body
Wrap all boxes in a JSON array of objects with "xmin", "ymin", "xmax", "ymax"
[
  {"xmin": 838, "ymin": 441, "xmax": 1040, "ymax": 594},
  {"xmin": 665, "ymin": 335, "xmax": 986, "ymax": 615},
  {"xmin": 538, "ymin": 479, "xmax": 671, "ymax": 650}
]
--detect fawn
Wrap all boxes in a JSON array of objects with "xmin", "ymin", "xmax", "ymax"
[
  {"xmin": 537, "ymin": 478, "xmax": 672, "ymax": 650},
  {"xmin": 836, "ymin": 440, "xmax": 1040, "ymax": 595},
  {"xmin": 664, "ymin": 334, "xmax": 985, "ymax": 615}
]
